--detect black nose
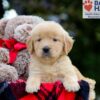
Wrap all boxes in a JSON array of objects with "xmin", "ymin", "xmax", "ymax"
[{"xmin": 43, "ymin": 47, "xmax": 50, "ymax": 53}]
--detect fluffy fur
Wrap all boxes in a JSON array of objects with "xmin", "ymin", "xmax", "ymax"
[
  {"xmin": 0, "ymin": 63, "xmax": 18, "ymax": 82},
  {"xmin": 0, "ymin": 15, "xmax": 44, "ymax": 80},
  {"xmin": 26, "ymin": 21, "xmax": 80, "ymax": 93},
  {"xmin": 14, "ymin": 24, "xmax": 33, "ymax": 43},
  {"xmin": 4, "ymin": 16, "xmax": 44, "ymax": 39},
  {"xmin": 0, "ymin": 48, "xmax": 9, "ymax": 63},
  {"xmin": 26, "ymin": 21, "xmax": 96, "ymax": 100},
  {"xmin": 0, "ymin": 19, "xmax": 8, "ymax": 38}
]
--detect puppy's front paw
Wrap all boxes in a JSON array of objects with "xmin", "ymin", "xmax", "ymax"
[
  {"xmin": 26, "ymin": 81, "xmax": 40, "ymax": 93},
  {"xmin": 63, "ymin": 80, "xmax": 80, "ymax": 92}
]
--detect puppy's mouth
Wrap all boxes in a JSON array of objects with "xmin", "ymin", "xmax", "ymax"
[{"xmin": 42, "ymin": 52, "xmax": 51, "ymax": 58}]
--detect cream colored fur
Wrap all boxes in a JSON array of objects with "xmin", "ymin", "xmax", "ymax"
[{"xmin": 26, "ymin": 21, "xmax": 96, "ymax": 100}]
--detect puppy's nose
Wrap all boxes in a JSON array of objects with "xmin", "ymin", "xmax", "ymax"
[{"xmin": 43, "ymin": 47, "xmax": 50, "ymax": 53}]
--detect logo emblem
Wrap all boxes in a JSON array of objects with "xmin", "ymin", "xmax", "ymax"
[{"xmin": 83, "ymin": 0, "xmax": 93, "ymax": 11}]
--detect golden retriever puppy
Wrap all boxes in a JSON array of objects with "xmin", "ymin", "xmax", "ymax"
[{"xmin": 26, "ymin": 21, "xmax": 96, "ymax": 100}]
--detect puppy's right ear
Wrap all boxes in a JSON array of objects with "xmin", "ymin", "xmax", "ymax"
[
  {"xmin": 26, "ymin": 36, "xmax": 34, "ymax": 54},
  {"xmin": 63, "ymin": 31, "xmax": 74, "ymax": 55}
]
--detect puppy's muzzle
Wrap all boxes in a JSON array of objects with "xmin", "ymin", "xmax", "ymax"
[{"xmin": 42, "ymin": 46, "xmax": 50, "ymax": 57}]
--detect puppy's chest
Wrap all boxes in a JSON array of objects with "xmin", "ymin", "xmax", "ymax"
[{"xmin": 41, "ymin": 67, "xmax": 63, "ymax": 82}]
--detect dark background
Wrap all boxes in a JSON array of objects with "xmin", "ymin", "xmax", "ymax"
[{"xmin": 0, "ymin": 0, "xmax": 100, "ymax": 98}]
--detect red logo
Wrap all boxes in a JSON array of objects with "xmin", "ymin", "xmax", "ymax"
[{"xmin": 83, "ymin": 0, "xmax": 93, "ymax": 11}]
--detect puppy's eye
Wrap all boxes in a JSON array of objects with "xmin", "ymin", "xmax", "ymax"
[
  {"xmin": 53, "ymin": 38, "xmax": 58, "ymax": 42},
  {"xmin": 37, "ymin": 38, "xmax": 42, "ymax": 42}
]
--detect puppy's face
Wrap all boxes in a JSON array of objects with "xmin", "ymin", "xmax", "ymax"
[
  {"xmin": 27, "ymin": 21, "xmax": 74, "ymax": 63},
  {"xmin": 33, "ymin": 31, "xmax": 64, "ymax": 59}
]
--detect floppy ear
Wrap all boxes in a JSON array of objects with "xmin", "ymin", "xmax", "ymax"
[
  {"xmin": 26, "ymin": 36, "xmax": 34, "ymax": 54},
  {"xmin": 64, "ymin": 32, "xmax": 74, "ymax": 55}
]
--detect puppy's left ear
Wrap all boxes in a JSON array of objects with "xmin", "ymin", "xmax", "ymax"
[
  {"xmin": 26, "ymin": 36, "xmax": 34, "ymax": 54},
  {"xmin": 63, "ymin": 32, "xmax": 74, "ymax": 55}
]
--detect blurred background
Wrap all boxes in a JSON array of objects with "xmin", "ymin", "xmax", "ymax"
[{"xmin": 0, "ymin": 0, "xmax": 100, "ymax": 99}]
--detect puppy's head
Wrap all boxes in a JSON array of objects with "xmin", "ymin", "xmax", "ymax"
[{"xmin": 27, "ymin": 21, "xmax": 74, "ymax": 63}]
